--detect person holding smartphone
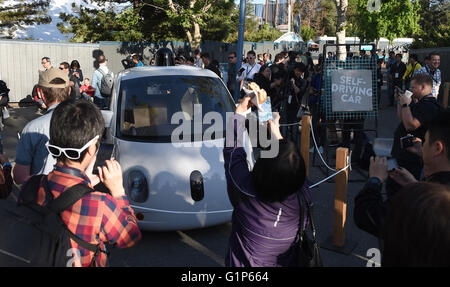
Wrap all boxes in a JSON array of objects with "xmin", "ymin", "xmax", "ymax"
[
  {"xmin": 388, "ymin": 73, "xmax": 443, "ymax": 198},
  {"xmin": 18, "ymin": 99, "xmax": 141, "ymax": 266}
]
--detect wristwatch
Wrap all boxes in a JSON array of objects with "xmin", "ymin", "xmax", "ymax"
[
  {"xmin": 367, "ymin": 177, "xmax": 382, "ymax": 188},
  {"xmin": 401, "ymin": 103, "xmax": 409, "ymax": 108}
]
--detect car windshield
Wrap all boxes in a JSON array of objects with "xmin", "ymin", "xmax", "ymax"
[{"xmin": 118, "ymin": 75, "xmax": 235, "ymax": 142}]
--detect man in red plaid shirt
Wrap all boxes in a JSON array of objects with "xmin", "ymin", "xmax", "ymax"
[{"xmin": 19, "ymin": 99, "xmax": 141, "ymax": 267}]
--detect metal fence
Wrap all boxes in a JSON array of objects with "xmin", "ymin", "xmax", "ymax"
[
  {"xmin": 0, "ymin": 39, "xmax": 305, "ymax": 103},
  {"xmin": 0, "ymin": 40, "xmax": 100, "ymax": 103}
]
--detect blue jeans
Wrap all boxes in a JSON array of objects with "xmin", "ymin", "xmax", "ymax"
[{"xmin": 94, "ymin": 96, "xmax": 109, "ymax": 110}]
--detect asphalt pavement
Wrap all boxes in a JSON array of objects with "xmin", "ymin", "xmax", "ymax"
[{"xmin": 2, "ymin": 83, "xmax": 396, "ymax": 267}]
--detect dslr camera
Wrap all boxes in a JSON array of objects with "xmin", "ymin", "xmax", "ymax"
[{"xmin": 400, "ymin": 134, "xmax": 416, "ymax": 149}]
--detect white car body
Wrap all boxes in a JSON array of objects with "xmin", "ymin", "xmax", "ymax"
[{"xmin": 102, "ymin": 65, "xmax": 253, "ymax": 231}]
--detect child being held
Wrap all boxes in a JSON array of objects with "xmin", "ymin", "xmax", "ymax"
[{"xmin": 80, "ymin": 78, "xmax": 96, "ymax": 101}]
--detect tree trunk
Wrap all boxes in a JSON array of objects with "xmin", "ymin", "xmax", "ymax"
[
  {"xmin": 265, "ymin": 0, "xmax": 269, "ymax": 25},
  {"xmin": 192, "ymin": 21, "xmax": 201, "ymax": 51},
  {"xmin": 274, "ymin": 0, "xmax": 278, "ymax": 27},
  {"xmin": 186, "ymin": 19, "xmax": 202, "ymax": 52},
  {"xmin": 335, "ymin": 0, "xmax": 348, "ymax": 61}
]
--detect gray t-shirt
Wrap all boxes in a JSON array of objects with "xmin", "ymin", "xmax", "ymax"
[{"xmin": 15, "ymin": 104, "xmax": 59, "ymax": 175}]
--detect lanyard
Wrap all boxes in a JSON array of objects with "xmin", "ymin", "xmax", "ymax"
[
  {"xmin": 425, "ymin": 65, "xmax": 439, "ymax": 84},
  {"xmin": 245, "ymin": 64, "xmax": 256, "ymax": 80}
]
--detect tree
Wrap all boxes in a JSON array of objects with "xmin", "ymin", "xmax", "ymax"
[
  {"xmin": 138, "ymin": 0, "xmax": 233, "ymax": 51},
  {"xmin": 334, "ymin": 0, "xmax": 348, "ymax": 61},
  {"xmin": 57, "ymin": 4, "xmax": 144, "ymax": 43},
  {"xmin": 293, "ymin": 0, "xmax": 321, "ymax": 32},
  {"xmin": 411, "ymin": 0, "xmax": 450, "ymax": 48},
  {"xmin": 58, "ymin": 0, "xmax": 236, "ymax": 51},
  {"xmin": 0, "ymin": 0, "xmax": 51, "ymax": 38},
  {"xmin": 350, "ymin": 0, "xmax": 421, "ymax": 43},
  {"xmin": 224, "ymin": 2, "xmax": 283, "ymax": 43},
  {"xmin": 300, "ymin": 25, "xmax": 316, "ymax": 41}
]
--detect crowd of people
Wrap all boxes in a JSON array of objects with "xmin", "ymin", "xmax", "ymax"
[{"xmin": 0, "ymin": 47, "xmax": 448, "ymax": 267}]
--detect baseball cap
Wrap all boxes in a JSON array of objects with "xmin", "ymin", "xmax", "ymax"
[{"xmin": 38, "ymin": 67, "xmax": 70, "ymax": 88}]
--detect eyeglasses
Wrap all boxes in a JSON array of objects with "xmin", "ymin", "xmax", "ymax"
[
  {"xmin": 228, "ymin": 56, "xmax": 235, "ymax": 59},
  {"xmin": 247, "ymin": 56, "xmax": 255, "ymax": 60},
  {"xmin": 46, "ymin": 135, "xmax": 100, "ymax": 160},
  {"xmin": 59, "ymin": 67, "xmax": 64, "ymax": 70}
]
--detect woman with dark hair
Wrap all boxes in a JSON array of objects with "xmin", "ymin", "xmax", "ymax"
[
  {"xmin": 382, "ymin": 182, "xmax": 450, "ymax": 266},
  {"xmin": 224, "ymin": 95, "xmax": 310, "ymax": 267},
  {"xmin": 70, "ymin": 60, "xmax": 84, "ymax": 86}
]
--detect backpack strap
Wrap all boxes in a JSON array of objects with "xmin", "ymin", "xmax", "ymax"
[
  {"xmin": 48, "ymin": 183, "xmax": 93, "ymax": 213},
  {"xmin": 19, "ymin": 174, "xmax": 45, "ymax": 204}
]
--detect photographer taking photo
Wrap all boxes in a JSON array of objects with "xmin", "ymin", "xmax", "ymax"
[
  {"xmin": 18, "ymin": 99, "xmax": 141, "ymax": 266},
  {"xmin": 387, "ymin": 73, "xmax": 443, "ymax": 198},
  {"xmin": 354, "ymin": 105, "xmax": 449, "ymax": 239},
  {"xmin": 224, "ymin": 95, "xmax": 311, "ymax": 267},
  {"xmin": 281, "ymin": 62, "xmax": 307, "ymax": 145}
]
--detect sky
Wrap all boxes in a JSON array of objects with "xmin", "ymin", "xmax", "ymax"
[{"xmin": 0, "ymin": 0, "xmax": 126, "ymax": 41}]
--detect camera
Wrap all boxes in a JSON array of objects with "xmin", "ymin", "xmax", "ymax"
[{"xmin": 400, "ymin": 134, "xmax": 416, "ymax": 149}]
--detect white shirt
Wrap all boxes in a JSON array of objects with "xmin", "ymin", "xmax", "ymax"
[{"xmin": 236, "ymin": 62, "xmax": 261, "ymax": 82}]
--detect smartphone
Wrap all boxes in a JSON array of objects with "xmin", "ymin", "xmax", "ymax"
[{"xmin": 238, "ymin": 67, "xmax": 245, "ymax": 73}]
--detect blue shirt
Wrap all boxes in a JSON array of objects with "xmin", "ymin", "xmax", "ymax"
[
  {"xmin": 413, "ymin": 64, "xmax": 442, "ymax": 98},
  {"xmin": 91, "ymin": 66, "xmax": 113, "ymax": 99},
  {"xmin": 15, "ymin": 104, "xmax": 59, "ymax": 175},
  {"xmin": 136, "ymin": 61, "xmax": 144, "ymax": 67}
]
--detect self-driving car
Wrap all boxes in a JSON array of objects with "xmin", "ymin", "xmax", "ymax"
[{"xmin": 101, "ymin": 65, "xmax": 252, "ymax": 231}]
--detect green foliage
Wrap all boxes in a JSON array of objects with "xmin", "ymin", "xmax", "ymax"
[
  {"xmin": 199, "ymin": 1, "xmax": 237, "ymax": 42},
  {"xmin": 57, "ymin": 4, "xmax": 143, "ymax": 43},
  {"xmin": 58, "ymin": 0, "xmax": 236, "ymax": 49},
  {"xmin": 0, "ymin": 0, "xmax": 51, "ymax": 38},
  {"xmin": 224, "ymin": 2, "xmax": 282, "ymax": 43},
  {"xmin": 350, "ymin": 0, "xmax": 421, "ymax": 42},
  {"xmin": 300, "ymin": 25, "xmax": 316, "ymax": 41},
  {"xmin": 411, "ymin": 0, "xmax": 450, "ymax": 48}
]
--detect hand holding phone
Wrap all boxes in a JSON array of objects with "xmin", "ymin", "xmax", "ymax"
[{"xmin": 238, "ymin": 67, "xmax": 245, "ymax": 76}]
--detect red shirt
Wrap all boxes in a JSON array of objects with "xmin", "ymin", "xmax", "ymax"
[
  {"xmin": 80, "ymin": 84, "xmax": 95, "ymax": 97},
  {"xmin": 23, "ymin": 166, "xmax": 141, "ymax": 267}
]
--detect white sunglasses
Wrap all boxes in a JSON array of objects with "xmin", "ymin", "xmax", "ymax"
[{"xmin": 46, "ymin": 135, "xmax": 100, "ymax": 160}]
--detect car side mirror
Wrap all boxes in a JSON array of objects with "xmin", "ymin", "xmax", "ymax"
[{"xmin": 101, "ymin": 110, "xmax": 114, "ymax": 128}]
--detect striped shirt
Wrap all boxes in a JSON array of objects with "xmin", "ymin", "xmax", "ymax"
[
  {"xmin": 413, "ymin": 64, "xmax": 441, "ymax": 98},
  {"xmin": 19, "ymin": 165, "xmax": 141, "ymax": 267}
]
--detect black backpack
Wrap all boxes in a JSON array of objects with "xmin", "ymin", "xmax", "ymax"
[
  {"xmin": 0, "ymin": 80, "xmax": 9, "ymax": 107},
  {"xmin": 0, "ymin": 175, "xmax": 105, "ymax": 267}
]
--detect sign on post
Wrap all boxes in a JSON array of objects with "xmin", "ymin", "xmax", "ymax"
[{"xmin": 331, "ymin": 70, "xmax": 373, "ymax": 112}]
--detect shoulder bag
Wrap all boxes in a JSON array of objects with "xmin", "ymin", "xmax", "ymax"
[{"xmin": 292, "ymin": 190, "xmax": 323, "ymax": 267}]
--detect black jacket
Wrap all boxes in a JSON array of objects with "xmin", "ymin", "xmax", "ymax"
[{"xmin": 354, "ymin": 171, "xmax": 450, "ymax": 238}]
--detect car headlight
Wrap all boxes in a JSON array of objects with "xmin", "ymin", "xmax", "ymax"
[{"xmin": 127, "ymin": 170, "xmax": 148, "ymax": 203}]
